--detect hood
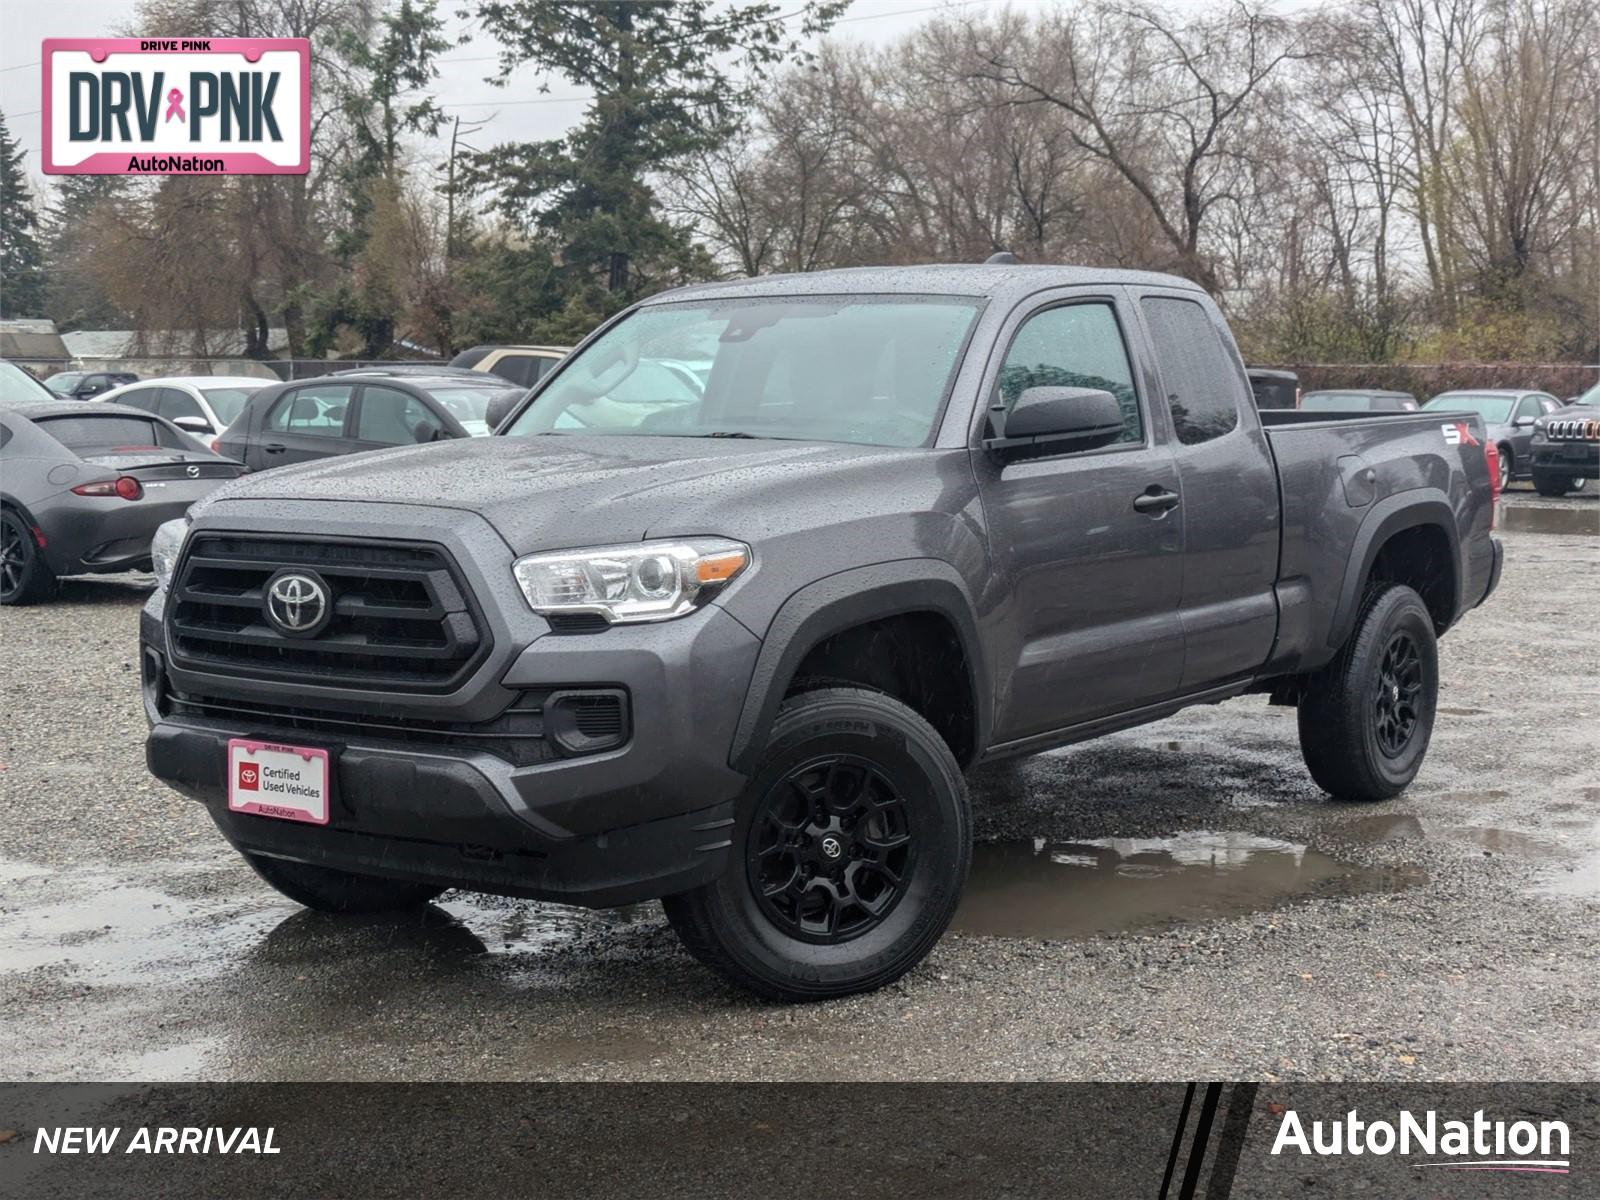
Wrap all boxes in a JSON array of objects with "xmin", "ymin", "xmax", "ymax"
[{"xmin": 195, "ymin": 434, "xmax": 932, "ymax": 553}]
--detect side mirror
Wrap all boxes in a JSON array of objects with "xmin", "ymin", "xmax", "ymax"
[
  {"xmin": 1513, "ymin": 415, "xmax": 1535, "ymax": 428},
  {"xmin": 485, "ymin": 390, "xmax": 526, "ymax": 432},
  {"xmin": 173, "ymin": 415, "xmax": 212, "ymax": 433},
  {"xmin": 989, "ymin": 386, "xmax": 1126, "ymax": 453}
]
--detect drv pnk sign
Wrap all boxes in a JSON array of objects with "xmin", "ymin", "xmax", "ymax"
[{"xmin": 43, "ymin": 38, "xmax": 310, "ymax": 175}]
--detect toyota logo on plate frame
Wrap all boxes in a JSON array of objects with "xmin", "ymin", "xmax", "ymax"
[{"xmin": 263, "ymin": 569, "xmax": 332, "ymax": 637}]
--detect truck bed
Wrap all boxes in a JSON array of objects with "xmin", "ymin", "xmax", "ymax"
[{"xmin": 1257, "ymin": 406, "xmax": 1498, "ymax": 677}]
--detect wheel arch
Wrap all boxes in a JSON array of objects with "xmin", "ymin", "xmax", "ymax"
[
  {"xmin": 727, "ymin": 561, "xmax": 989, "ymax": 772},
  {"xmin": 1328, "ymin": 492, "xmax": 1462, "ymax": 650}
]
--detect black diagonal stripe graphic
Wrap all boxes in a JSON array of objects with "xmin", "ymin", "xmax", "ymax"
[
  {"xmin": 1178, "ymin": 1082, "xmax": 1225, "ymax": 1198},
  {"xmin": 1159, "ymin": 1083, "xmax": 1197, "ymax": 1199},
  {"xmin": 1204, "ymin": 1083, "xmax": 1260, "ymax": 1199}
]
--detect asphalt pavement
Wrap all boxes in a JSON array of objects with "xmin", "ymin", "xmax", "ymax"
[{"xmin": 1, "ymin": 489, "xmax": 1595, "ymax": 1082}]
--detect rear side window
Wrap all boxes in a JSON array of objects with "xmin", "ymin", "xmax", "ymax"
[
  {"xmin": 158, "ymin": 389, "xmax": 206, "ymax": 423},
  {"xmin": 996, "ymin": 302, "xmax": 1143, "ymax": 445},
  {"xmin": 266, "ymin": 384, "xmax": 353, "ymax": 438},
  {"xmin": 115, "ymin": 387, "xmax": 163, "ymax": 414},
  {"xmin": 34, "ymin": 414, "xmax": 165, "ymax": 451},
  {"xmin": 1140, "ymin": 297, "xmax": 1242, "ymax": 446},
  {"xmin": 488, "ymin": 354, "xmax": 548, "ymax": 388}
]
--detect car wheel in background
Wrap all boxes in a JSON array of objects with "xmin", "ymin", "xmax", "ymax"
[
  {"xmin": 1297, "ymin": 583, "xmax": 1439, "ymax": 802},
  {"xmin": 243, "ymin": 852, "xmax": 445, "ymax": 913},
  {"xmin": 0, "ymin": 509, "xmax": 56, "ymax": 605},
  {"xmin": 1531, "ymin": 468, "xmax": 1578, "ymax": 497},
  {"xmin": 663, "ymin": 687, "xmax": 971, "ymax": 1001},
  {"xmin": 1496, "ymin": 444, "xmax": 1511, "ymax": 491}
]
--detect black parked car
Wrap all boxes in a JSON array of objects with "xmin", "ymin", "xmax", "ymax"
[
  {"xmin": 0, "ymin": 363, "xmax": 244, "ymax": 604},
  {"xmin": 1300, "ymin": 389, "xmax": 1419, "ymax": 413},
  {"xmin": 1529, "ymin": 384, "xmax": 1597, "ymax": 496},
  {"xmin": 215, "ymin": 373, "xmax": 528, "ymax": 471},
  {"xmin": 45, "ymin": 370, "xmax": 140, "ymax": 400},
  {"xmin": 1247, "ymin": 367, "xmax": 1299, "ymax": 409}
]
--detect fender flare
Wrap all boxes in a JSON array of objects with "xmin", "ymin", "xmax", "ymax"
[
  {"xmin": 1326, "ymin": 489, "xmax": 1462, "ymax": 651},
  {"xmin": 726, "ymin": 559, "xmax": 989, "ymax": 773}
]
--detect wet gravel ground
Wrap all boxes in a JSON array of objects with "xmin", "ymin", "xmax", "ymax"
[{"xmin": 1, "ymin": 490, "xmax": 1596, "ymax": 1083}]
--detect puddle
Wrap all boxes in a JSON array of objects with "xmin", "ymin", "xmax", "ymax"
[
  {"xmin": 1341, "ymin": 814, "xmax": 1425, "ymax": 842},
  {"xmin": 1497, "ymin": 503, "xmax": 1599, "ymax": 537},
  {"xmin": 952, "ymin": 831, "xmax": 1423, "ymax": 939},
  {"xmin": 1449, "ymin": 827, "xmax": 1564, "ymax": 856},
  {"xmin": 1543, "ymin": 854, "xmax": 1600, "ymax": 897}
]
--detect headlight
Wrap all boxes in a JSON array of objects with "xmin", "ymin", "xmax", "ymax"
[
  {"xmin": 512, "ymin": 538, "xmax": 750, "ymax": 625},
  {"xmin": 151, "ymin": 517, "xmax": 189, "ymax": 589}
]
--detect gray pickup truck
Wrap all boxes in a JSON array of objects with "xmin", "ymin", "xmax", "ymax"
[{"xmin": 141, "ymin": 264, "xmax": 1501, "ymax": 1000}]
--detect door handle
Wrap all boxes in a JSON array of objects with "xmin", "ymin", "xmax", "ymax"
[
  {"xmin": 1133, "ymin": 488, "xmax": 1180, "ymax": 515},
  {"xmin": 263, "ymin": 442, "xmax": 287, "ymax": 454}
]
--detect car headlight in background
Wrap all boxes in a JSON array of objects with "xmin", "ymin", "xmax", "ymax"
[
  {"xmin": 151, "ymin": 518, "xmax": 189, "ymax": 589},
  {"xmin": 513, "ymin": 538, "xmax": 750, "ymax": 624}
]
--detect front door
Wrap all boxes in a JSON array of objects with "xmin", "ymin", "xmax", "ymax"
[{"xmin": 976, "ymin": 294, "xmax": 1186, "ymax": 744}]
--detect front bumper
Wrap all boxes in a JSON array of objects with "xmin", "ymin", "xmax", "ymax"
[
  {"xmin": 1532, "ymin": 441, "xmax": 1599, "ymax": 479},
  {"xmin": 140, "ymin": 509, "xmax": 763, "ymax": 906}
]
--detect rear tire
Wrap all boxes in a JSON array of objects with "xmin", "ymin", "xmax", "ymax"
[
  {"xmin": 0, "ymin": 509, "xmax": 56, "ymax": 605},
  {"xmin": 243, "ymin": 852, "xmax": 445, "ymax": 913},
  {"xmin": 1297, "ymin": 584, "xmax": 1438, "ymax": 802},
  {"xmin": 1531, "ymin": 468, "xmax": 1581, "ymax": 497},
  {"xmin": 664, "ymin": 687, "xmax": 970, "ymax": 1001}
]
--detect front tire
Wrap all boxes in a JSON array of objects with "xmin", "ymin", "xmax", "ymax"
[
  {"xmin": 244, "ymin": 852, "xmax": 445, "ymax": 913},
  {"xmin": 1532, "ymin": 468, "xmax": 1581, "ymax": 497},
  {"xmin": 0, "ymin": 509, "xmax": 56, "ymax": 605},
  {"xmin": 1495, "ymin": 443, "xmax": 1512, "ymax": 491},
  {"xmin": 664, "ymin": 687, "xmax": 971, "ymax": 1001},
  {"xmin": 1297, "ymin": 584, "xmax": 1439, "ymax": 802}
]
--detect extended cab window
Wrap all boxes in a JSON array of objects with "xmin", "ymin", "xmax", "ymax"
[
  {"xmin": 997, "ymin": 303, "xmax": 1142, "ymax": 445},
  {"xmin": 267, "ymin": 385, "xmax": 352, "ymax": 438},
  {"xmin": 1140, "ymin": 297, "xmax": 1242, "ymax": 445}
]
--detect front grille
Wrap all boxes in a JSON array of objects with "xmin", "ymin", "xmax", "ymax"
[
  {"xmin": 168, "ymin": 534, "xmax": 488, "ymax": 690},
  {"xmin": 1545, "ymin": 416, "xmax": 1600, "ymax": 442},
  {"xmin": 164, "ymin": 686, "xmax": 557, "ymax": 766}
]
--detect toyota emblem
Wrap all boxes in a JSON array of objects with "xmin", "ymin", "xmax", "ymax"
[{"xmin": 264, "ymin": 570, "xmax": 331, "ymax": 637}]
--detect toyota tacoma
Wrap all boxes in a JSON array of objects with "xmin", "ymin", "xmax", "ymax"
[{"xmin": 141, "ymin": 264, "xmax": 1503, "ymax": 1000}]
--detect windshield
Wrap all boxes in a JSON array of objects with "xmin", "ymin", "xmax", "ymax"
[
  {"xmin": 422, "ymin": 384, "xmax": 522, "ymax": 436},
  {"xmin": 2, "ymin": 361, "xmax": 57, "ymax": 404},
  {"xmin": 505, "ymin": 296, "xmax": 981, "ymax": 448},
  {"xmin": 1571, "ymin": 381, "xmax": 1599, "ymax": 408},
  {"xmin": 1424, "ymin": 393, "xmax": 1514, "ymax": 422},
  {"xmin": 200, "ymin": 386, "xmax": 262, "ymax": 425}
]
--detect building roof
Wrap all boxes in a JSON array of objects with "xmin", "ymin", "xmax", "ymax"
[{"xmin": 62, "ymin": 328, "xmax": 292, "ymax": 358}]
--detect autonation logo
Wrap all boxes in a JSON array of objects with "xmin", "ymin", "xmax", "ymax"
[{"xmin": 1272, "ymin": 1108, "xmax": 1571, "ymax": 1174}]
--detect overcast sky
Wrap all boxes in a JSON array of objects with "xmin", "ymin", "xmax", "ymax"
[{"xmin": 2, "ymin": 0, "xmax": 1310, "ymax": 197}]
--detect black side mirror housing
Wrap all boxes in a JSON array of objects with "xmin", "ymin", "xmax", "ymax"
[
  {"xmin": 485, "ymin": 389, "xmax": 528, "ymax": 433},
  {"xmin": 987, "ymin": 386, "xmax": 1126, "ymax": 454}
]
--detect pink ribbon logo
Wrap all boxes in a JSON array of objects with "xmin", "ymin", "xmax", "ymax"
[{"xmin": 164, "ymin": 87, "xmax": 185, "ymax": 123}]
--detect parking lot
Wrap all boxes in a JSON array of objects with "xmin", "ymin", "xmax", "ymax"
[{"xmin": 1, "ymin": 489, "xmax": 1595, "ymax": 1083}]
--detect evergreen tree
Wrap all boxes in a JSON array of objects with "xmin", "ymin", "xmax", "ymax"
[
  {"xmin": 461, "ymin": 0, "xmax": 847, "ymax": 332},
  {"xmin": 43, "ymin": 175, "xmax": 131, "ymax": 331},
  {"xmin": 0, "ymin": 112, "xmax": 46, "ymax": 319}
]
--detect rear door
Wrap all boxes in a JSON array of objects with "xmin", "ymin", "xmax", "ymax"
[
  {"xmin": 255, "ymin": 383, "xmax": 358, "ymax": 468},
  {"xmin": 974, "ymin": 290, "xmax": 1186, "ymax": 742},
  {"xmin": 1134, "ymin": 291, "xmax": 1280, "ymax": 690}
]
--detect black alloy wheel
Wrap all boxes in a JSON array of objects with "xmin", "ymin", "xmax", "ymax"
[
  {"xmin": 0, "ymin": 510, "xmax": 53, "ymax": 605},
  {"xmin": 1373, "ymin": 631, "xmax": 1423, "ymax": 758},
  {"xmin": 746, "ymin": 754, "xmax": 915, "ymax": 943}
]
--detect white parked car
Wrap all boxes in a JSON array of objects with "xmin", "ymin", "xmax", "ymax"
[{"xmin": 98, "ymin": 376, "xmax": 275, "ymax": 443}]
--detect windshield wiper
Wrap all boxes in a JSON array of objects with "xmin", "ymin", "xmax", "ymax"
[{"xmin": 703, "ymin": 430, "xmax": 758, "ymax": 438}]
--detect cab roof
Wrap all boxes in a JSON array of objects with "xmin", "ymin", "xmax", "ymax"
[{"xmin": 647, "ymin": 263, "xmax": 1207, "ymax": 306}]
